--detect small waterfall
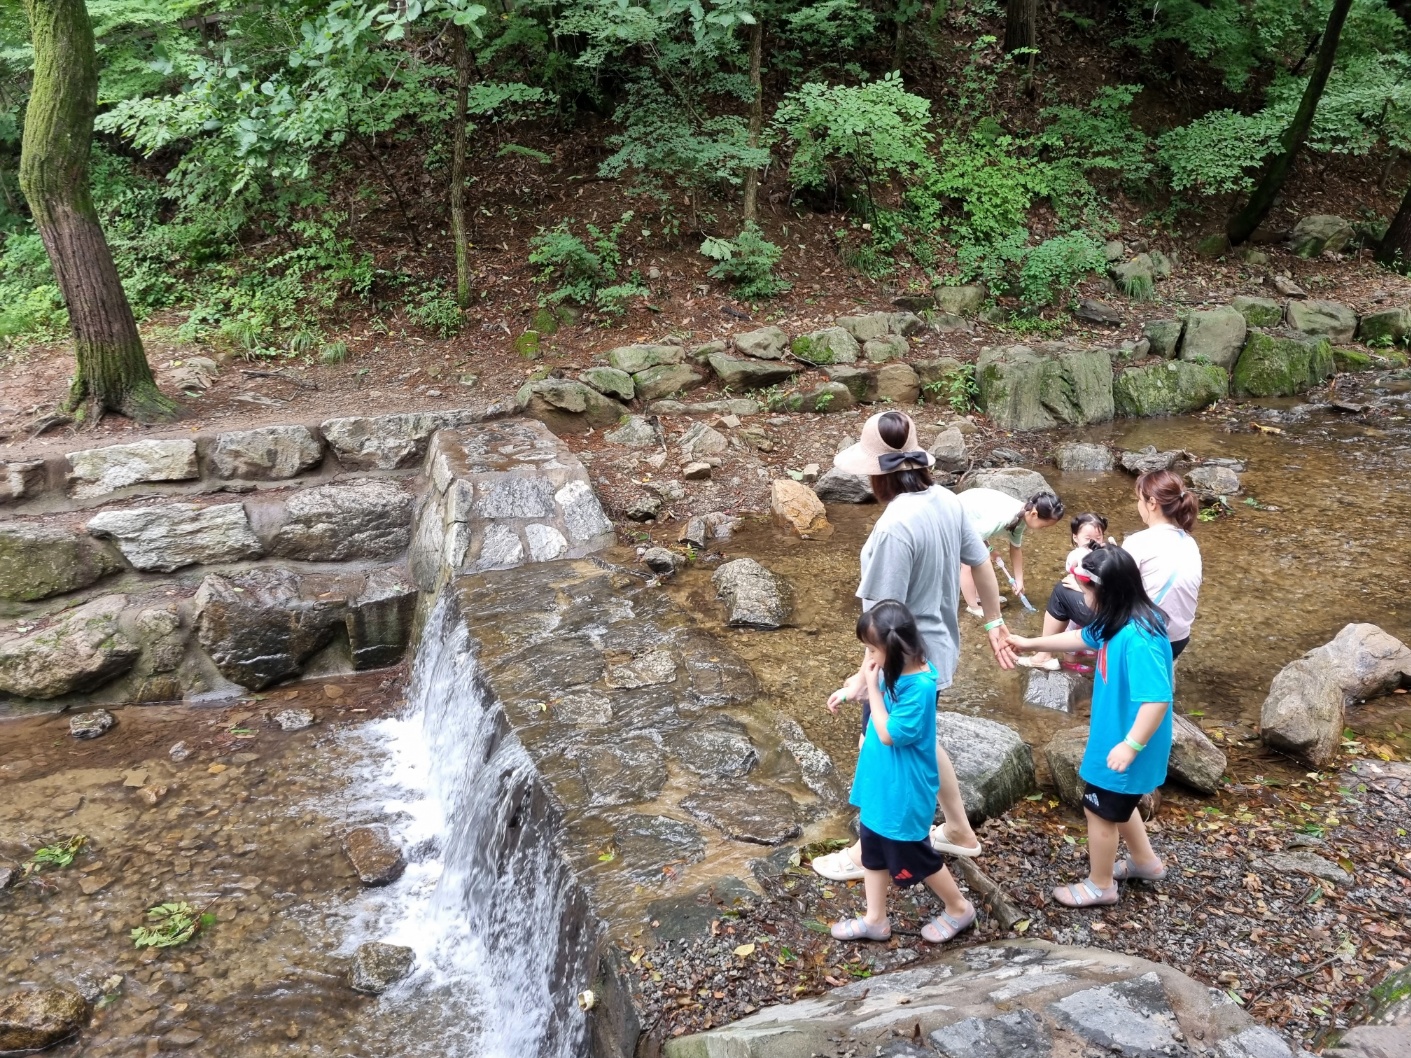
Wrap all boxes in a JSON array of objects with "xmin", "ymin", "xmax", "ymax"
[{"xmin": 342, "ymin": 592, "xmax": 594, "ymax": 1058}]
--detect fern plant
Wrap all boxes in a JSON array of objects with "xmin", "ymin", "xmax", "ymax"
[{"xmin": 700, "ymin": 224, "xmax": 787, "ymax": 298}]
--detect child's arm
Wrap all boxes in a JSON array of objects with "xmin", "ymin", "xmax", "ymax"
[
  {"xmin": 1008, "ymin": 543, "xmax": 1024, "ymax": 596},
  {"xmin": 1106, "ymin": 701, "xmax": 1170, "ymax": 773},
  {"xmin": 1004, "ymin": 628, "xmax": 1087, "ymax": 653},
  {"xmin": 826, "ymin": 659, "xmax": 868, "ymax": 713},
  {"xmin": 863, "ymin": 661, "xmax": 893, "ymax": 745}
]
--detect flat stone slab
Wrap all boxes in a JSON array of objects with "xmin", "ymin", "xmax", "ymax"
[
  {"xmin": 210, "ymin": 425, "xmax": 324, "ymax": 480},
  {"xmin": 665, "ymin": 942, "xmax": 1297, "ymax": 1058},
  {"xmin": 87, "ymin": 503, "xmax": 263, "ymax": 572},
  {"xmin": 67, "ymin": 439, "xmax": 197, "ymax": 498}
]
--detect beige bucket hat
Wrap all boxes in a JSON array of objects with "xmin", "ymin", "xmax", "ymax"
[{"xmin": 833, "ymin": 411, "xmax": 935, "ymax": 477}]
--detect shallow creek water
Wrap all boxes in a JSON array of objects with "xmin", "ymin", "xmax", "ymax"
[{"xmin": 3, "ymin": 381, "xmax": 1410, "ymax": 1058}]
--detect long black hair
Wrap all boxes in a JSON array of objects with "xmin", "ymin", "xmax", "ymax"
[
  {"xmin": 1004, "ymin": 491, "xmax": 1065, "ymax": 532},
  {"xmin": 1078, "ymin": 545, "xmax": 1167, "ymax": 642},
  {"xmin": 856, "ymin": 599, "xmax": 927, "ymax": 697}
]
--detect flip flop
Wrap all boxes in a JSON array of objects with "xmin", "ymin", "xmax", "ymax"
[
  {"xmin": 921, "ymin": 905, "xmax": 976, "ymax": 943},
  {"xmin": 811, "ymin": 850, "xmax": 865, "ymax": 882},
  {"xmin": 1112, "ymin": 856, "xmax": 1167, "ymax": 881},
  {"xmin": 831, "ymin": 916, "xmax": 891, "ymax": 941},
  {"xmin": 1015, "ymin": 656, "xmax": 1060, "ymax": 671},
  {"xmin": 930, "ymin": 824, "xmax": 982, "ymax": 858},
  {"xmin": 1052, "ymin": 877, "xmax": 1119, "ymax": 907}
]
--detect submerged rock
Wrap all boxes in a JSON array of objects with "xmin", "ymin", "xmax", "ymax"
[
  {"xmin": 0, "ymin": 596, "xmax": 140, "ymax": 700},
  {"xmin": 342, "ymin": 824, "xmax": 407, "ymax": 886},
  {"xmin": 1051, "ymin": 442, "xmax": 1113, "ymax": 473},
  {"xmin": 680, "ymin": 782, "xmax": 802, "ymax": 845},
  {"xmin": 936, "ymin": 712, "xmax": 1035, "ymax": 823},
  {"xmin": 712, "ymin": 558, "xmax": 791, "ymax": 629},
  {"xmin": 1186, "ymin": 464, "xmax": 1243, "ymax": 497},
  {"xmin": 610, "ymin": 814, "xmax": 707, "ymax": 884},
  {"xmin": 0, "ymin": 988, "xmax": 90, "ymax": 1052},
  {"xmin": 274, "ymin": 708, "xmax": 315, "ymax": 731},
  {"xmin": 1119, "ymin": 446, "xmax": 1190, "ymax": 475},
  {"xmin": 1261, "ymin": 623, "xmax": 1411, "ymax": 767},
  {"xmin": 349, "ymin": 942, "xmax": 416, "ymax": 994},
  {"xmin": 69, "ymin": 709, "xmax": 116, "ymax": 740}
]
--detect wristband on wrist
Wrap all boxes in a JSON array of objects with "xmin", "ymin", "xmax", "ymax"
[
  {"xmin": 1123, "ymin": 735, "xmax": 1145, "ymax": 752},
  {"xmin": 983, "ymin": 618, "xmax": 1005, "ymax": 632}
]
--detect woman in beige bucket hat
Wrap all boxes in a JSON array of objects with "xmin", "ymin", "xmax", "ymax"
[{"xmin": 812, "ymin": 410, "xmax": 1015, "ymax": 883}]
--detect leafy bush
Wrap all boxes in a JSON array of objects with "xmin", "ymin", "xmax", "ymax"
[
  {"xmin": 529, "ymin": 212, "xmax": 644, "ymax": 315},
  {"xmin": 700, "ymin": 224, "xmax": 787, "ymax": 298},
  {"xmin": 1156, "ymin": 110, "xmax": 1284, "ymax": 194},
  {"xmin": 405, "ymin": 287, "xmax": 464, "ymax": 337},
  {"xmin": 1018, "ymin": 232, "xmax": 1108, "ymax": 306}
]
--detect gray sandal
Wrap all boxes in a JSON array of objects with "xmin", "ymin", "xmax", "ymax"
[
  {"xmin": 921, "ymin": 906, "xmax": 976, "ymax": 943},
  {"xmin": 830, "ymin": 916, "xmax": 892, "ymax": 941},
  {"xmin": 1112, "ymin": 856, "xmax": 1167, "ymax": 881}
]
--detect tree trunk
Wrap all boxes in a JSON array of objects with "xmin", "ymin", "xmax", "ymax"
[
  {"xmin": 1003, "ymin": 0, "xmax": 1037, "ymax": 55},
  {"xmin": 1376, "ymin": 179, "xmax": 1411, "ymax": 270},
  {"xmin": 741, "ymin": 19, "xmax": 764, "ymax": 225},
  {"xmin": 18, "ymin": 0, "xmax": 174, "ymax": 422},
  {"xmin": 1226, "ymin": 0, "xmax": 1353, "ymax": 245},
  {"xmin": 450, "ymin": 22, "xmax": 472, "ymax": 308}
]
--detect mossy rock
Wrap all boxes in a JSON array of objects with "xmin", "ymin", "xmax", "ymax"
[
  {"xmin": 975, "ymin": 345, "xmax": 1113, "ymax": 431},
  {"xmin": 782, "ymin": 382, "xmax": 855, "ymax": 414},
  {"xmin": 1333, "ymin": 347, "xmax": 1374, "ymax": 373},
  {"xmin": 1113, "ymin": 361, "xmax": 1228, "ymax": 417},
  {"xmin": 1231, "ymin": 329, "xmax": 1334, "ymax": 397},
  {"xmin": 1355, "ymin": 307, "xmax": 1410, "ymax": 345},
  {"xmin": 791, "ymin": 327, "xmax": 858, "ymax": 366},
  {"xmin": 580, "ymin": 366, "xmax": 635, "ymax": 401},
  {"xmin": 1142, "ymin": 319, "xmax": 1183, "ymax": 359},
  {"xmin": 0, "ymin": 525, "xmax": 125, "ymax": 603},
  {"xmin": 1231, "ymin": 296, "xmax": 1283, "ymax": 329},
  {"xmin": 531, "ymin": 307, "xmax": 561, "ymax": 335},
  {"xmin": 514, "ymin": 331, "xmax": 542, "ymax": 359}
]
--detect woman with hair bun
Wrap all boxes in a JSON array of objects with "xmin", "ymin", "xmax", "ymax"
[{"xmin": 1122, "ymin": 469, "xmax": 1202, "ymax": 661}]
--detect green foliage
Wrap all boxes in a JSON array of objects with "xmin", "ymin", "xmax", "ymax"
[
  {"xmin": 529, "ymin": 212, "xmax": 645, "ymax": 315},
  {"xmin": 1017, "ymin": 232, "xmax": 1108, "ymax": 306},
  {"xmin": 922, "ymin": 366, "xmax": 978, "ymax": 412},
  {"xmin": 1157, "ymin": 110, "xmax": 1285, "ymax": 194},
  {"xmin": 131, "ymin": 902, "xmax": 214, "ymax": 949},
  {"xmin": 405, "ymin": 286, "xmax": 464, "ymax": 337},
  {"xmin": 699, "ymin": 224, "xmax": 787, "ymax": 298},
  {"xmin": 320, "ymin": 340, "xmax": 350, "ymax": 364},
  {"xmin": 23, "ymin": 835, "xmax": 86, "ymax": 877}
]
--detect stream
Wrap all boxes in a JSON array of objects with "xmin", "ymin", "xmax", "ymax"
[{"xmin": 2, "ymin": 373, "xmax": 1409, "ymax": 1058}]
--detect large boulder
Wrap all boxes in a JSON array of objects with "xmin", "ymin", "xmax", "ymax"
[
  {"xmin": 874, "ymin": 362, "xmax": 921, "ymax": 403},
  {"xmin": 733, "ymin": 326, "xmax": 790, "ymax": 360},
  {"xmin": 812, "ymin": 467, "xmax": 874, "ymax": 504},
  {"xmin": 934, "ymin": 283, "xmax": 987, "ymax": 315},
  {"xmin": 863, "ymin": 335, "xmax": 909, "ymax": 363},
  {"xmin": 1168, "ymin": 714, "xmax": 1227, "ymax": 794},
  {"xmin": 580, "ymin": 366, "xmax": 635, "ymax": 402},
  {"xmin": 822, "ymin": 365, "xmax": 875, "ymax": 402},
  {"xmin": 1142, "ymin": 319, "xmax": 1183, "ymax": 359},
  {"xmin": 0, "ymin": 523, "xmax": 124, "ymax": 602},
  {"xmin": 975, "ymin": 345, "xmax": 1114, "ymax": 431},
  {"xmin": 633, "ymin": 363, "xmax": 705, "ymax": 402},
  {"xmin": 1260, "ymin": 624, "xmax": 1411, "ymax": 767},
  {"xmin": 0, "ymin": 596, "xmax": 139, "ymax": 699},
  {"xmin": 321, "ymin": 411, "xmax": 476, "ymax": 470},
  {"xmin": 1288, "ymin": 214, "xmax": 1353, "ymax": 257},
  {"xmin": 209, "ymin": 425, "xmax": 324, "ymax": 480},
  {"xmin": 271, "ymin": 481, "xmax": 413, "ymax": 561},
  {"xmin": 1051, "ymin": 442, "xmax": 1113, "ymax": 473},
  {"xmin": 1113, "ymin": 361, "xmax": 1228, "ymax": 417},
  {"xmin": 936, "ymin": 712, "xmax": 1036, "ymax": 823},
  {"xmin": 1356, "ymin": 307, "xmax": 1411, "ymax": 345},
  {"xmin": 962, "ymin": 467, "xmax": 1055, "ymax": 501},
  {"xmin": 195, "ymin": 569, "xmax": 345, "ymax": 689},
  {"xmin": 606, "ymin": 343, "xmax": 682, "ymax": 374},
  {"xmin": 1232, "ymin": 329, "xmax": 1334, "ymax": 397},
  {"xmin": 791, "ymin": 327, "xmax": 859, "ymax": 365},
  {"xmin": 1231, "ymin": 296, "xmax": 1284, "ymax": 329},
  {"xmin": 706, "ymin": 353, "xmax": 798, "ymax": 389},
  {"xmin": 770, "ymin": 479, "xmax": 830, "ymax": 538},
  {"xmin": 86, "ymin": 503, "xmax": 264, "ymax": 573},
  {"xmin": 1179, "ymin": 306, "xmax": 1247, "ymax": 369},
  {"xmin": 712, "ymin": 558, "xmax": 791, "ymax": 629},
  {"xmin": 515, "ymin": 379, "xmax": 629, "ymax": 435},
  {"xmin": 66, "ymin": 439, "xmax": 198, "ymax": 499},
  {"xmin": 0, "ymin": 988, "xmax": 89, "ymax": 1052},
  {"xmin": 1286, "ymin": 299, "xmax": 1358, "ymax": 343}
]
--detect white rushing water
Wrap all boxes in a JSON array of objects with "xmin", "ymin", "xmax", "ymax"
[{"xmin": 336, "ymin": 593, "xmax": 593, "ymax": 1058}]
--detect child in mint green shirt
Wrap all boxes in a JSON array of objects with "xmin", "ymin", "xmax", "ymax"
[{"xmin": 826, "ymin": 600, "xmax": 976, "ymax": 944}]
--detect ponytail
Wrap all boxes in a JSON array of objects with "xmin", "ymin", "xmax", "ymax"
[
  {"xmin": 1006, "ymin": 491, "xmax": 1065, "ymax": 532},
  {"xmin": 1136, "ymin": 469, "xmax": 1198, "ymax": 531},
  {"xmin": 856, "ymin": 600, "xmax": 927, "ymax": 697}
]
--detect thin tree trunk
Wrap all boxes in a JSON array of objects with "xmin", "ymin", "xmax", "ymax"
[
  {"xmin": 1227, "ymin": 0, "xmax": 1353, "ymax": 245},
  {"xmin": 1003, "ymin": 0, "xmax": 1037, "ymax": 56},
  {"xmin": 451, "ymin": 22, "xmax": 472, "ymax": 307},
  {"xmin": 19, "ymin": 0, "xmax": 174, "ymax": 422},
  {"xmin": 741, "ymin": 19, "xmax": 764, "ymax": 226},
  {"xmin": 1376, "ymin": 179, "xmax": 1411, "ymax": 270}
]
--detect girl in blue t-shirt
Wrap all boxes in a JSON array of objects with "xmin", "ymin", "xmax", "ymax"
[
  {"xmin": 825, "ymin": 600, "xmax": 976, "ymax": 943},
  {"xmin": 1003, "ymin": 546, "xmax": 1174, "ymax": 908}
]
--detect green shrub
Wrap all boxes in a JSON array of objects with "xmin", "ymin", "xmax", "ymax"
[
  {"xmin": 529, "ymin": 212, "xmax": 644, "ymax": 315},
  {"xmin": 1018, "ymin": 232, "xmax": 1108, "ymax": 306},
  {"xmin": 700, "ymin": 224, "xmax": 787, "ymax": 298},
  {"xmin": 319, "ymin": 340, "xmax": 350, "ymax": 364},
  {"xmin": 405, "ymin": 288, "xmax": 464, "ymax": 337}
]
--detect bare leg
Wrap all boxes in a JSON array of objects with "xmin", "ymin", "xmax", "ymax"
[
  {"xmin": 862, "ymin": 868, "xmax": 891, "ymax": 927},
  {"xmin": 1117, "ymin": 811, "xmax": 1162, "ymax": 872},
  {"xmin": 960, "ymin": 564, "xmax": 979, "ymax": 609},
  {"xmin": 936, "ymin": 744, "xmax": 978, "ymax": 848},
  {"xmin": 922, "ymin": 865, "xmax": 973, "ymax": 920},
  {"xmin": 1085, "ymin": 808, "xmax": 1120, "ymax": 888}
]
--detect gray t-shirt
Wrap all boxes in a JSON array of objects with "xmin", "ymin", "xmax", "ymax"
[{"xmin": 857, "ymin": 486, "xmax": 988, "ymax": 690}]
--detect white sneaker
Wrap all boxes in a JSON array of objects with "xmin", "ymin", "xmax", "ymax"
[
  {"xmin": 811, "ymin": 849, "xmax": 865, "ymax": 881},
  {"xmin": 965, "ymin": 604, "xmax": 984, "ymax": 618}
]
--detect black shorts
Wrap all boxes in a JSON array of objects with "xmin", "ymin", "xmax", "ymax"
[
  {"xmin": 1081, "ymin": 782, "xmax": 1144, "ymax": 823},
  {"xmin": 858, "ymin": 823, "xmax": 945, "ymax": 887},
  {"xmin": 1170, "ymin": 636, "xmax": 1189, "ymax": 661},
  {"xmin": 1047, "ymin": 583, "xmax": 1094, "ymax": 627}
]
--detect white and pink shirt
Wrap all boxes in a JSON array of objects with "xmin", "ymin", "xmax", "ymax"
[{"xmin": 1121, "ymin": 524, "xmax": 1203, "ymax": 642}]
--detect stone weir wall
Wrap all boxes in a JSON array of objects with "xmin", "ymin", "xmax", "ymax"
[
  {"xmin": 0, "ymin": 412, "xmax": 614, "ymax": 716},
  {"xmin": 437, "ymin": 560, "xmax": 847, "ymax": 1058}
]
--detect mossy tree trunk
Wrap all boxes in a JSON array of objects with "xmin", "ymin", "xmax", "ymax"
[
  {"xmin": 450, "ymin": 21, "xmax": 472, "ymax": 308},
  {"xmin": 1376, "ymin": 181, "xmax": 1411, "ymax": 270},
  {"xmin": 741, "ymin": 19, "xmax": 764, "ymax": 225},
  {"xmin": 18, "ymin": 0, "xmax": 175, "ymax": 422},
  {"xmin": 1226, "ymin": 0, "xmax": 1352, "ymax": 245}
]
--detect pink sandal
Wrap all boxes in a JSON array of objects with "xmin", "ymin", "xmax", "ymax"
[{"xmin": 920, "ymin": 905, "xmax": 976, "ymax": 943}]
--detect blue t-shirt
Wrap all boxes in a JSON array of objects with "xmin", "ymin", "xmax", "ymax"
[
  {"xmin": 848, "ymin": 663, "xmax": 939, "ymax": 841},
  {"xmin": 1079, "ymin": 619, "xmax": 1174, "ymax": 795}
]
